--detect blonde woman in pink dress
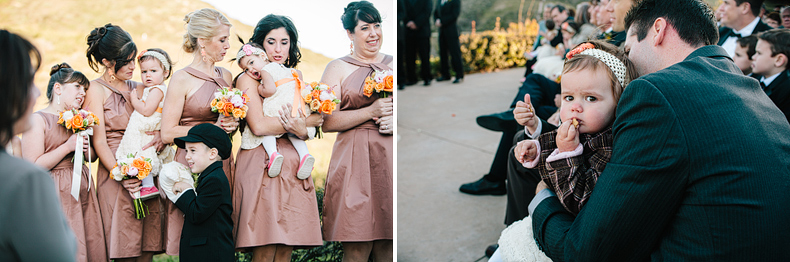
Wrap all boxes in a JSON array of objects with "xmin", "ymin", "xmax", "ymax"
[
  {"xmin": 21, "ymin": 63, "xmax": 107, "ymax": 262},
  {"xmin": 232, "ymin": 14, "xmax": 324, "ymax": 262},
  {"xmin": 83, "ymin": 23, "xmax": 166, "ymax": 261},
  {"xmin": 320, "ymin": 2, "xmax": 394, "ymax": 261},
  {"xmin": 160, "ymin": 8, "xmax": 238, "ymax": 256}
]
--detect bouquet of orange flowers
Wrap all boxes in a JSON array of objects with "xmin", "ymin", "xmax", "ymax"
[
  {"xmin": 303, "ymin": 82, "xmax": 341, "ymax": 139},
  {"xmin": 363, "ymin": 69, "xmax": 394, "ymax": 98},
  {"xmin": 57, "ymin": 108, "xmax": 99, "ymax": 201},
  {"xmin": 210, "ymin": 87, "xmax": 249, "ymax": 119},
  {"xmin": 111, "ymin": 153, "xmax": 153, "ymax": 219}
]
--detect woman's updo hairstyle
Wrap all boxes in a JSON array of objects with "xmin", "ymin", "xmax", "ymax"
[
  {"xmin": 182, "ymin": 8, "xmax": 232, "ymax": 53},
  {"xmin": 341, "ymin": 1, "xmax": 382, "ymax": 33},
  {"xmin": 86, "ymin": 23, "xmax": 137, "ymax": 74},
  {"xmin": 249, "ymin": 14, "xmax": 301, "ymax": 68},
  {"xmin": 47, "ymin": 63, "xmax": 90, "ymax": 102}
]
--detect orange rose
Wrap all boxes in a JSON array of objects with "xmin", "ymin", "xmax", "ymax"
[
  {"xmin": 303, "ymin": 93, "xmax": 313, "ymax": 103},
  {"xmin": 143, "ymin": 161, "xmax": 152, "ymax": 171},
  {"xmin": 383, "ymin": 75, "xmax": 394, "ymax": 92},
  {"xmin": 310, "ymin": 99, "xmax": 321, "ymax": 111},
  {"xmin": 215, "ymin": 101, "xmax": 225, "ymax": 111},
  {"xmin": 121, "ymin": 165, "xmax": 129, "ymax": 175},
  {"xmin": 70, "ymin": 114, "xmax": 84, "ymax": 131},
  {"xmin": 137, "ymin": 169, "xmax": 149, "ymax": 180},
  {"xmin": 132, "ymin": 158, "xmax": 147, "ymax": 169},
  {"xmin": 363, "ymin": 83, "xmax": 374, "ymax": 97},
  {"xmin": 223, "ymin": 103, "xmax": 235, "ymax": 116},
  {"xmin": 210, "ymin": 99, "xmax": 218, "ymax": 108},
  {"xmin": 232, "ymin": 108, "xmax": 244, "ymax": 118},
  {"xmin": 320, "ymin": 100, "xmax": 336, "ymax": 115},
  {"xmin": 57, "ymin": 113, "xmax": 65, "ymax": 125}
]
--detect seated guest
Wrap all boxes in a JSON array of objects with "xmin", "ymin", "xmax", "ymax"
[
  {"xmin": 751, "ymin": 29, "xmax": 790, "ymax": 124},
  {"xmin": 734, "ymin": 35, "xmax": 759, "ymax": 76}
]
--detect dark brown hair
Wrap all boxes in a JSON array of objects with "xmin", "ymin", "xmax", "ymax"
[
  {"xmin": 757, "ymin": 28, "xmax": 790, "ymax": 65},
  {"xmin": 86, "ymin": 23, "xmax": 137, "ymax": 74},
  {"xmin": 250, "ymin": 14, "xmax": 301, "ymax": 68},
  {"xmin": 0, "ymin": 30, "xmax": 41, "ymax": 146},
  {"xmin": 736, "ymin": 35, "xmax": 759, "ymax": 59},
  {"xmin": 47, "ymin": 63, "xmax": 90, "ymax": 102},
  {"xmin": 138, "ymin": 48, "xmax": 173, "ymax": 79},
  {"xmin": 342, "ymin": 1, "xmax": 382, "ymax": 33}
]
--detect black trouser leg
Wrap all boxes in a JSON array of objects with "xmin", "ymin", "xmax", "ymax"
[{"xmin": 504, "ymin": 130, "xmax": 542, "ymax": 225}]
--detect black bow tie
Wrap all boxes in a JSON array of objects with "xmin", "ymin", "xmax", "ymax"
[
  {"xmin": 730, "ymin": 32, "xmax": 743, "ymax": 39},
  {"xmin": 760, "ymin": 81, "xmax": 767, "ymax": 89}
]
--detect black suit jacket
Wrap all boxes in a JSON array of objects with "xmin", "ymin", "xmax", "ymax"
[
  {"xmin": 434, "ymin": 0, "xmax": 460, "ymax": 31},
  {"xmin": 398, "ymin": 0, "xmax": 406, "ymax": 41},
  {"xmin": 717, "ymin": 19, "xmax": 772, "ymax": 45},
  {"xmin": 175, "ymin": 161, "xmax": 234, "ymax": 262},
  {"xmin": 764, "ymin": 70, "xmax": 790, "ymax": 124},
  {"xmin": 404, "ymin": 0, "xmax": 433, "ymax": 37},
  {"xmin": 532, "ymin": 45, "xmax": 790, "ymax": 261}
]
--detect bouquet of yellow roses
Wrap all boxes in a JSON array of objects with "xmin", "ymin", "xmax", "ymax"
[
  {"xmin": 111, "ymin": 153, "xmax": 153, "ymax": 219},
  {"xmin": 363, "ymin": 69, "xmax": 394, "ymax": 98},
  {"xmin": 210, "ymin": 87, "xmax": 249, "ymax": 119},
  {"xmin": 57, "ymin": 108, "xmax": 99, "ymax": 201},
  {"xmin": 303, "ymin": 81, "xmax": 341, "ymax": 138}
]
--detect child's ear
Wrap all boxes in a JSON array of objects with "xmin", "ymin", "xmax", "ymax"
[
  {"xmin": 210, "ymin": 147, "xmax": 219, "ymax": 160},
  {"xmin": 775, "ymin": 53, "xmax": 788, "ymax": 70}
]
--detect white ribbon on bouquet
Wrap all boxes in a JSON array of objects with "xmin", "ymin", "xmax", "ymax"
[{"xmin": 71, "ymin": 128, "xmax": 92, "ymax": 201}]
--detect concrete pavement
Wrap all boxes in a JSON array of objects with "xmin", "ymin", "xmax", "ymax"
[{"xmin": 397, "ymin": 68, "xmax": 525, "ymax": 261}]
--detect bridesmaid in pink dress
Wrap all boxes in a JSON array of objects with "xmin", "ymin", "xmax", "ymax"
[
  {"xmin": 84, "ymin": 24, "xmax": 166, "ymax": 261},
  {"xmin": 320, "ymin": 2, "xmax": 394, "ymax": 261},
  {"xmin": 232, "ymin": 14, "xmax": 324, "ymax": 262},
  {"xmin": 21, "ymin": 63, "xmax": 107, "ymax": 262},
  {"xmin": 160, "ymin": 8, "xmax": 238, "ymax": 256}
]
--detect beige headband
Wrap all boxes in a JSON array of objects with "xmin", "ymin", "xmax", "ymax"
[{"xmin": 141, "ymin": 51, "xmax": 170, "ymax": 71}]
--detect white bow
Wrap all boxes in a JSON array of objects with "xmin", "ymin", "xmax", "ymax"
[{"xmin": 71, "ymin": 128, "xmax": 93, "ymax": 200}]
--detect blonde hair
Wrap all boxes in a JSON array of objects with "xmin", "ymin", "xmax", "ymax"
[{"xmin": 182, "ymin": 8, "xmax": 232, "ymax": 53}]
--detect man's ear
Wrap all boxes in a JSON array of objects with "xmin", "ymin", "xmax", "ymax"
[{"xmin": 652, "ymin": 18, "xmax": 667, "ymax": 47}]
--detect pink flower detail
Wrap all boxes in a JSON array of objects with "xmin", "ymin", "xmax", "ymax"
[{"xmin": 242, "ymin": 44, "xmax": 254, "ymax": 56}]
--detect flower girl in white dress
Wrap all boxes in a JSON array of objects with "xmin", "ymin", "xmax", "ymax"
[
  {"xmin": 235, "ymin": 43, "xmax": 315, "ymax": 180},
  {"xmin": 114, "ymin": 48, "xmax": 176, "ymax": 199}
]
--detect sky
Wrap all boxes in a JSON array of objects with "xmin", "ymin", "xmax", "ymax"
[{"xmin": 201, "ymin": 0, "xmax": 395, "ymax": 59}]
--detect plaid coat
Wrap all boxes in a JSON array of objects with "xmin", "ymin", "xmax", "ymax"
[{"xmin": 535, "ymin": 126, "xmax": 613, "ymax": 215}]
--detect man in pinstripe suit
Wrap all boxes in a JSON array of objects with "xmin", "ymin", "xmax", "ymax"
[{"xmin": 529, "ymin": 0, "xmax": 790, "ymax": 261}]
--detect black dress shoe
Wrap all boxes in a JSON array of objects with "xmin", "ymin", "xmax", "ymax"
[
  {"xmin": 398, "ymin": 84, "xmax": 405, "ymax": 90},
  {"xmin": 486, "ymin": 244, "xmax": 499, "ymax": 258},
  {"xmin": 404, "ymin": 81, "xmax": 418, "ymax": 86},
  {"xmin": 459, "ymin": 177, "xmax": 506, "ymax": 195},
  {"xmin": 436, "ymin": 76, "xmax": 451, "ymax": 81},
  {"xmin": 452, "ymin": 78, "xmax": 463, "ymax": 84},
  {"xmin": 423, "ymin": 79, "xmax": 431, "ymax": 86},
  {"xmin": 476, "ymin": 109, "xmax": 517, "ymax": 132}
]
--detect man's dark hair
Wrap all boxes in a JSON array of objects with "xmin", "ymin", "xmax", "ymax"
[
  {"xmin": 552, "ymin": 4, "xmax": 566, "ymax": 14},
  {"xmin": 624, "ymin": 0, "xmax": 718, "ymax": 47},
  {"xmin": 737, "ymin": 35, "xmax": 759, "ymax": 59},
  {"xmin": 757, "ymin": 29, "xmax": 790, "ymax": 63},
  {"xmin": 734, "ymin": 0, "xmax": 764, "ymax": 17}
]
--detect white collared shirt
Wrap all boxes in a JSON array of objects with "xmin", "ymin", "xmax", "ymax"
[
  {"xmin": 721, "ymin": 17, "xmax": 761, "ymax": 58},
  {"xmin": 761, "ymin": 72, "xmax": 782, "ymax": 87}
]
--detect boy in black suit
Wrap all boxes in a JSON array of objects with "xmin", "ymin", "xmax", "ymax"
[
  {"xmin": 751, "ymin": 28, "xmax": 790, "ymax": 124},
  {"xmin": 170, "ymin": 123, "xmax": 234, "ymax": 262}
]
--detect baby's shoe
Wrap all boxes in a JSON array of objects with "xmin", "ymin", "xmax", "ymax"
[
  {"xmin": 268, "ymin": 152, "xmax": 284, "ymax": 178},
  {"xmin": 139, "ymin": 186, "xmax": 160, "ymax": 201},
  {"xmin": 296, "ymin": 154, "xmax": 315, "ymax": 180}
]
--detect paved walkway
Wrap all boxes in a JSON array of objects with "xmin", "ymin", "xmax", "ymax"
[{"xmin": 398, "ymin": 68, "xmax": 525, "ymax": 261}]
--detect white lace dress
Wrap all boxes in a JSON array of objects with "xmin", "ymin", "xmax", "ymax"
[
  {"xmin": 240, "ymin": 63, "xmax": 314, "ymax": 149},
  {"xmin": 496, "ymin": 215, "xmax": 552, "ymax": 262},
  {"xmin": 115, "ymin": 85, "xmax": 175, "ymax": 175}
]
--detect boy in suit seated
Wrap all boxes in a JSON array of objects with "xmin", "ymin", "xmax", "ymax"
[
  {"xmin": 170, "ymin": 123, "xmax": 234, "ymax": 262},
  {"xmin": 752, "ymin": 29, "xmax": 790, "ymax": 124}
]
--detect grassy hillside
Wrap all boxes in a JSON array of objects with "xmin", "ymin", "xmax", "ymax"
[{"xmin": 0, "ymin": 0, "xmax": 336, "ymax": 187}]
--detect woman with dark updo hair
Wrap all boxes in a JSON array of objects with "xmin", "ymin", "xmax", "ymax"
[
  {"xmin": 233, "ymin": 14, "xmax": 324, "ymax": 261},
  {"xmin": 83, "ymin": 23, "xmax": 166, "ymax": 261},
  {"xmin": 21, "ymin": 63, "xmax": 107, "ymax": 262},
  {"xmin": 0, "ymin": 29, "xmax": 77, "ymax": 261},
  {"xmin": 320, "ymin": 1, "xmax": 393, "ymax": 261}
]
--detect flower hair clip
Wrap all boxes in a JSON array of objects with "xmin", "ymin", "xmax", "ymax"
[
  {"xmin": 565, "ymin": 43, "xmax": 595, "ymax": 60},
  {"xmin": 236, "ymin": 44, "xmax": 267, "ymax": 63}
]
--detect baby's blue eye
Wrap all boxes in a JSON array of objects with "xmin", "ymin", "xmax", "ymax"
[{"xmin": 586, "ymin": 96, "xmax": 597, "ymax": 102}]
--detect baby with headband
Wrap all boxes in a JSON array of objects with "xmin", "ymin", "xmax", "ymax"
[
  {"xmin": 492, "ymin": 40, "xmax": 639, "ymax": 262},
  {"xmin": 114, "ymin": 48, "xmax": 176, "ymax": 200},
  {"xmin": 234, "ymin": 43, "xmax": 315, "ymax": 180}
]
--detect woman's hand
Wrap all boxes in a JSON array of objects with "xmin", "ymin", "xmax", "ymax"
[
  {"xmin": 556, "ymin": 119, "xmax": 580, "ymax": 152},
  {"xmin": 305, "ymin": 113, "xmax": 324, "ymax": 128},
  {"xmin": 279, "ymin": 104, "xmax": 309, "ymax": 139},
  {"xmin": 515, "ymin": 94, "xmax": 540, "ymax": 133},
  {"xmin": 535, "ymin": 180, "xmax": 549, "ymax": 195},
  {"xmin": 142, "ymin": 130, "xmax": 167, "ymax": 152},
  {"xmin": 514, "ymin": 140, "xmax": 538, "ymax": 165},
  {"xmin": 369, "ymin": 97, "xmax": 393, "ymax": 119},
  {"xmin": 375, "ymin": 115, "xmax": 393, "ymax": 135},
  {"xmin": 122, "ymin": 178, "xmax": 142, "ymax": 194},
  {"xmin": 63, "ymin": 134, "xmax": 90, "ymax": 153},
  {"xmin": 216, "ymin": 114, "xmax": 239, "ymax": 134}
]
